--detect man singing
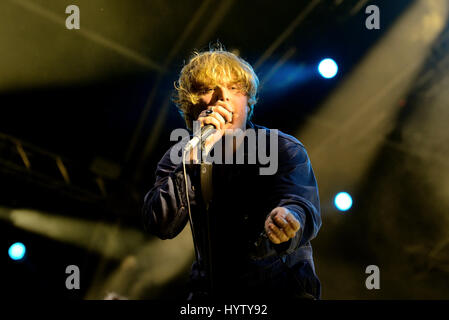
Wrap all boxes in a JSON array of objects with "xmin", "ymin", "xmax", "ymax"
[{"xmin": 142, "ymin": 46, "xmax": 322, "ymax": 300}]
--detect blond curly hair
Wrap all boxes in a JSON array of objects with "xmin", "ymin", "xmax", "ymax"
[{"xmin": 173, "ymin": 46, "xmax": 259, "ymax": 130}]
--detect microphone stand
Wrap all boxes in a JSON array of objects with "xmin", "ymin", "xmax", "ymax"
[
  {"xmin": 184, "ymin": 125, "xmax": 218, "ymax": 296},
  {"xmin": 200, "ymin": 161, "xmax": 214, "ymax": 295},
  {"xmin": 183, "ymin": 139, "xmax": 215, "ymax": 297}
]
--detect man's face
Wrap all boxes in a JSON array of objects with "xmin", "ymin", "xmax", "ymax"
[{"xmin": 196, "ymin": 81, "xmax": 249, "ymax": 131}]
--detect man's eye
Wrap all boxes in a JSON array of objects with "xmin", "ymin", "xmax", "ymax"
[
  {"xmin": 200, "ymin": 88, "xmax": 214, "ymax": 94},
  {"xmin": 231, "ymin": 85, "xmax": 243, "ymax": 91}
]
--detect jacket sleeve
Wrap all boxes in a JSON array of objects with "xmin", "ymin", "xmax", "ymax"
[
  {"xmin": 141, "ymin": 146, "xmax": 199, "ymax": 240},
  {"xmin": 257, "ymin": 139, "xmax": 322, "ymax": 257}
]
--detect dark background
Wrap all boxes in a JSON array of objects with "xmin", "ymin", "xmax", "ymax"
[{"xmin": 1, "ymin": 0, "xmax": 449, "ymax": 299}]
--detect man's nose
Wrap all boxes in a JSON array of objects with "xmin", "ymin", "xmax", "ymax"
[{"xmin": 214, "ymin": 86, "xmax": 229, "ymax": 101}]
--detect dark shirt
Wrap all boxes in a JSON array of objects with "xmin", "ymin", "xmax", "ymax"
[{"xmin": 142, "ymin": 122, "xmax": 322, "ymax": 300}]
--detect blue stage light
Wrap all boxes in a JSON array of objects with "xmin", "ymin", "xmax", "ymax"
[
  {"xmin": 8, "ymin": 242, "xmax": 26, "ymax": 261},
  {"xmin": 318, "ymin": 58, "xmax": 338, "ymax": 79},
  {"xmin": 334, "ymin": 192, "xmax": 352, "ymax": 211}
]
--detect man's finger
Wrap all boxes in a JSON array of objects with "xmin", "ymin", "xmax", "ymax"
[
  {"xmin": 268, "ymin": 223, "xmax": 289, "ymax": 242},
  {"xmin": 267, "ymin": 230, "xmax": 281, "ymax": 244},
  {"xmin": 208, "ymin": 109, "xmax": 227, "ymax": 128},
  {"xmin": 215, "ymin": 101, "xmax": 234, "ymax": 115},
  {"xmin": 273, "ymin": 214, "xmax": 295, "ymax": 238},
  {"xmin": 212, "ymin": 105, "xmax": 233, "ymax": 123},
  {"xmin": 285, "ymin": 212, "xmax": 301, "ymax": 232},
  {"xmin": 202, "ymin": 116, "xmax": 221, "ymax": 130}
]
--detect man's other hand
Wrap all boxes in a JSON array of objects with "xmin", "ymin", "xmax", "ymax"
[{"xmin": 264, "ymin": 207, "xmax": 301, "ymax": 244}]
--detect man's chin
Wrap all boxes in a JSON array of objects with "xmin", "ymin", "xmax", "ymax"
[{"xmin": 223, "ymin": 126, "xmax": 246, "ymax": 134}]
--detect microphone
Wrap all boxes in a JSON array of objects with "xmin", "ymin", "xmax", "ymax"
[{"xmin": 184, "ymin": 124, "xmax": 216, "ymax": 151}]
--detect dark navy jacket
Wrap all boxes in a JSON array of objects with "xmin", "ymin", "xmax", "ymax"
[{"xmin": 142, "ymin": 122, "xmax": 322, "ymax": 300}]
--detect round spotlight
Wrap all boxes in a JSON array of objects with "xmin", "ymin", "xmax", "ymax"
[
  {"xmin": 318, "ymin": 58, "xmax": 338, "ymax": 79},
  {"xmin": 334, "ymin": 192, "xmax": 352, "ymax": 211},
  {"xmin": 8, "ymin": 242, "xmax": 26, "ymax": 261}
]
